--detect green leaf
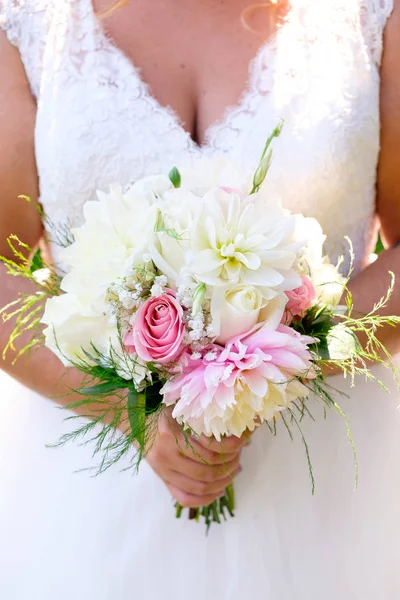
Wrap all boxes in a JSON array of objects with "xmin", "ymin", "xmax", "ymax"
[
  {"xmin": 169, "ymin": 166, "xmax": 181, "ymax": 188},
  {"xmin": 79, "ymin": 381, "xmax": 129, "ymax": 396},
  {"xmin": 314, "ymin": 344, "xmax": 331, "ymax": 361},
  {"xmin": 29, "ymin": 247, "xmax": 44, "ymax": 274},
  {"xmin": 375, "ymin": 233, "xmax": 384, "ymax": 255},
  {"xmin": 127, "ymin": 389, "xmax": 147, "ymax": 450}
]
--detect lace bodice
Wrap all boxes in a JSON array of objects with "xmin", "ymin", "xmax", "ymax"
[{"xmin": 0, "ymin": 0, "xmax": 394, "ymax": 273}]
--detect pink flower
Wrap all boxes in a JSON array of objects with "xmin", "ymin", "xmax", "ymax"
[
  {"xmin": 162, "ymin": 323, "xmax": 316, "ymax": 439},
  {"xmin": 284, "ymin": 276, "xmax": 316, "ymax": 322},
  {"xmin": 125, "ymin": 291, "xmax": 185, "ymax": 365}
]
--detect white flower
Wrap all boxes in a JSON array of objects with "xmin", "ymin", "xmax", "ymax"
[
  {"xmin": 60, "ymin": 184, "xmax": 157, "ymax": 314},
  {"xmin": 326, "ymin": 324, "xmax": 358, "ymax": 360},
  {"xmin": 150, "ymin": 283, "xmax": 164, "ymax": 297},
  {"xmin": 126, "ymin": 174, "xmax": 173, "ymax": 202},
  {"xmin": 32, "ymin": 267, "xmax": 51, "ymax": 286},
  {"xmin": 42, "ymin": 294, "xmax": 119, "ymax": 366},
  {"xmin": 312, "ymin": 258, "xmax": 347, "ymax": 308},
  {"xmin": 211, "ymin": 290, "xmax": 287, "ymax": 344},
  {"xmin": 154, "ymin": 275, "xmax": 168, "ymax": 287},
  {"xmin": 216, "ymin": 284, "xmax": 264, "ymax": 344},
  {"xmin": 177, "ymin": 284, "xmax": 195, "ymax": 308},
  {"xmin": 206, "ymin": 324, "xmax": 216, "ymax": 337},
  {"xmin": 118, "ymin": 290, "xmax": 136, "ymax": 310},
  {"xmin": 114, "ymin": 355, "xmax": 149, "ymax": 387},
  {"xmin": 186, "ymin": 188, "xmax": 302, "ymax": 296},
  {"xmin": 149, "ymin": 188, "xmax": 200, "ymax": 287},
  {"xmin": 294, "ymin": 216, "xmax": 326, "ymax": 273}
]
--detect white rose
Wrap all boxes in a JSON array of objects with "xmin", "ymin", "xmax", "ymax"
[
  {"xmin": 217, "ymin": 285, "xmax": 263, "ymax": 343},
  {"xmin": 42, "ymin": 294, "xmax": 119, "ymax": 366},
  {"xmin": 258, "ymin": 294, "xmax": 288, "ymax": 330},
  {"xmin": 312, "ymin": 259, "xmax": 347, "ymax": 308}
]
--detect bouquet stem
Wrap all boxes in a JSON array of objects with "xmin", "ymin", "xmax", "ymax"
[{"xmin": 175, "ymin": 483, "xmax": 235, "ymax": 531}]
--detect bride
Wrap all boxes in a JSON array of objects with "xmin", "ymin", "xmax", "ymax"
[{"xmin": 1, "ymin": 0, "xmax": 400, "ymax": 597}]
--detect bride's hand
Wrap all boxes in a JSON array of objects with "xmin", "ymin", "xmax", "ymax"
[{"xmin": 146, "ymin": 408, "xmax": 248, "ymax": 508}]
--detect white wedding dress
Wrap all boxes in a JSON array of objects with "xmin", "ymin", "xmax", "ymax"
[{"xmin": 1, "ymin": 0, "xmax": 399, "ymax": 598}]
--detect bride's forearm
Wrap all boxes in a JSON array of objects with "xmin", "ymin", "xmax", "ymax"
[
  {"xmin": 345, "ymin": 243, "xmax": 400, "ymax": 355},
  {"xmin": 0, "ymin": 264, "xmax": 127, "ymax": 427}
]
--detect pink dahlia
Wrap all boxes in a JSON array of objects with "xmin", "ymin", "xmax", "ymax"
[{"xmin": 162, "ymin": 323, "xmax": 316, "ymax": 439}]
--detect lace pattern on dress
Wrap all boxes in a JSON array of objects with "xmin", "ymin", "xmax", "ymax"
[
  {"xmin": 0, "ymin": 0, "xmax": 396, "ymax": 274},
  {"xmin": 360, "ymin": 0, "xmax": 394, "ymax": 64}
]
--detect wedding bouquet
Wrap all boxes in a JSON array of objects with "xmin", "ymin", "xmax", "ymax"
[{"xmin": 2, "ymin": 125, "xmax": 399, "ymax": 528}]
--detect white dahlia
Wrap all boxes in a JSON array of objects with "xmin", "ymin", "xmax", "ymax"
[
  {"xmin": 60, "ymin": 184, "xmax": 158, "ymax": 313},
  {"xmin": 187, "ymin": 188, "xmax": 303, "ymax": 297}
]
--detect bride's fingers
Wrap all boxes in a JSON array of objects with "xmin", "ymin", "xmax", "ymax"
[
  {"xmin": 174, "ymin": 452, "xmax": 241, "ymax": 483},
  {"xmin": 165, "ymin": 465, "xmax": 241, "ymax": 500},
  {"xmin": 165, "ymin": 482, "xmax": 221, "ymax": 509},
  {"xmin": 195, "ymin": 431, "xmax": 251, "ymax": 454},
  {"xmin": 179, "ymin": 436, "xmax": 240, "ymax": 465},
  {"xmin": 165, "ymin": 475, "xmax": 238, "ymax": 509}
]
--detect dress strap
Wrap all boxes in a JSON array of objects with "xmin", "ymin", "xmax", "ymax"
[
  {"xmin": 0, "ymin": 0, "xmax": 23, "ymax": 47},
  {"xmin": 360, "ymin": 0, "xmax": 394, "ymax": 65},
  {"xmin": 0, "ymin": 0, "xmax": 54, "ymax": 99},
  {"xmin": 374, "ymin": 0, "xmax": 395, "ymax": 27}
]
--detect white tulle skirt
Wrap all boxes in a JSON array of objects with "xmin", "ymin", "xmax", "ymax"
[{"xmin": 1, "ymin": 359, "xmax": 399, "ymax": 600}]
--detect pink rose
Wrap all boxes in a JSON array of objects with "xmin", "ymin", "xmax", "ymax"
[
  {"xmin": 284, "ymin": 276, "xmax": 317, "ymax": 322},
  {"xmin": 125, "ymin": 291, "xmax": 185, "ymax": 365}
]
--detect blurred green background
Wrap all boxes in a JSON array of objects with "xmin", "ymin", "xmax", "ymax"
[{"xmin": 375, "ymin": 234, "xmax": 384, "ymax": 255}]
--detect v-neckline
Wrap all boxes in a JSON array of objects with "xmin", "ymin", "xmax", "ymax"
[{"xmin": 88, "ymin": 0, "xmax": 285, "ymax": 149}]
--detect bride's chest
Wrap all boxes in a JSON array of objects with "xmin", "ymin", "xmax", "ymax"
[
  {"xmin": 91, "ymin": 0, "xmax": 279, "ymax": 146},
  {"xmin": 35, "ymin": 0, "xmax": 381, "ymax": 273}
]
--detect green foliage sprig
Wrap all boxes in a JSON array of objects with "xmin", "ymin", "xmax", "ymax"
[
  {"xmin": 0, "ymin": 234, "xmax": 62, "ymax": 363},
  {"xmin": 48, "ymin": 339, "xmax": 165, "ymax": 475}
]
